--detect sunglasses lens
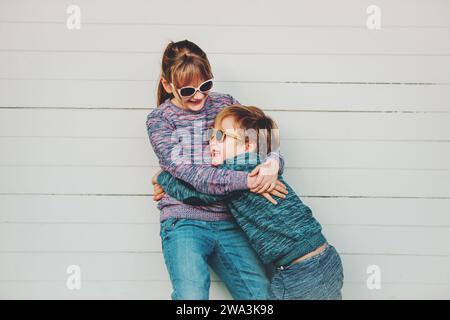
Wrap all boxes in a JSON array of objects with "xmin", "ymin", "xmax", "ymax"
[
  {"xmin": 216, "ymin": 130, "xmax": 223, "ymax": 141},
  {"xmin": 199, "ymin": 80, "xmax": 213, "ymax": 92},
  {"xmin": 207, "ymin": 128, "xmax": 226, "ymax": 141},
  {"xmin": 178, "ymin": 80, "xmax": 213, "ymax": 97},
  {"xmin": 206, "ymin": 128, "xmax": 213, "ymax": 140},
  {"xmin": 179, "ymin": 87, "xmax": 196, "ymax": 97}
]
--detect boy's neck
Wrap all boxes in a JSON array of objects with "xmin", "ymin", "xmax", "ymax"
[{"xmin": 222, "ymin": 150, "xmax": 261, "ymax": 166}]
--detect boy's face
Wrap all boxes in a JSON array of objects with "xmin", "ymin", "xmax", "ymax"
[{"xmin": 209, "ymin": 116, "xmax": 252, "ymax": 166}]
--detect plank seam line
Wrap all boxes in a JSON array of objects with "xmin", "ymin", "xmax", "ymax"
[
  {"xmin": 1, "ymin": 21, "xmax": 450, "ymax": 29},
  {"xmin": 1, "ymin": 193, "xmax": 450, "ymax": 199},
  {"xmin": 2, "ymin": 49, "xmax": 450, "ymax": 57},
  {"xmin": 1, "ymin": 222, "xmax": 449, "ymax": 228},
  {"xmin": 2, "ymin": 106, "xmax": 450, "ymax": 113},
  {"xmin": 1, "ymin": 78, "xmax": 449, "ymax": 85},
  {"xmin": 0, "ymin": 251, "xmax": 448, "ymax": 257}
]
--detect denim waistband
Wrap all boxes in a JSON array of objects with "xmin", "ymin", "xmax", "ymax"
[
  {"xmin": 276, "ymin": 242, "xmax": 330, "ymax": 271},
  {"xmin": 273, "ymin": 232, "xmax": 327, "ymax": 268}
]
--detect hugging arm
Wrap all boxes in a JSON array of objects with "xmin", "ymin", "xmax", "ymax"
[
  {"xmin": 147, "ymin": 93, "xmax": 286, "ymax": 198},
  {"xmin": 157, "ymin": 171, "xmax": 236, "ymax": 206},
  {"xmin": 146, "ymin": 112, "xmax": 249, "ymax": 196},
  {"xmin": 268, "ymin": 151, "xmax": 285, "ymax": 175}
]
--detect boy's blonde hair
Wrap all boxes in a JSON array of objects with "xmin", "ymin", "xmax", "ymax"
[{"xmin": 214, "ymin": 105, "xmax": 280, "ymax": 155}]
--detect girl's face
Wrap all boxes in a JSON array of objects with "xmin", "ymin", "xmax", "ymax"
[
  {"xmin": 162, "ymin": 76, "xmax": 209, "ymax": 112},
  {"xmin": 209, "ymin": 116, "xmax": 256, "ymax": 166}
]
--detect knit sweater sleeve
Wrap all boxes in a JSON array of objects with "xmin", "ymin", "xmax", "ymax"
[
  {"xmin": 157, "ymin": 171, "xmax": 232, "ymax": 205},
  {"xmin": 268, "ymin": 151, "xmax": 285, "ymax": 175},
  {"xmin": 146, "ymin": 112, "xmax": 249, "ymax": 195}
]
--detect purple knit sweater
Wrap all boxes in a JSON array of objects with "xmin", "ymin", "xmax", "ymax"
[{"xmin": 146, "ymin": 92, "xmax": 283, "ymax": 222}]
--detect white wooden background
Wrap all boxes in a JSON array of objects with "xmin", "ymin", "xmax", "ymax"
[{"xmin": 1, "ymin": 0, "xmax": 450, "ymax": 299}]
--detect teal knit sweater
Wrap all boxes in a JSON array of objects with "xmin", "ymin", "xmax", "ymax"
[{"xmin": 157, "ymin": 151, "xmax": 327, "ymax": 267}]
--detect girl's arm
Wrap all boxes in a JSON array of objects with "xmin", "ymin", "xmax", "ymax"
[
  {"xmin": 268, "ymin": 151, "xmax": 285, "ymax": 175},
  {"xmin": 147, "ymin": 112, "xmax": 248, "ymax": 196}
]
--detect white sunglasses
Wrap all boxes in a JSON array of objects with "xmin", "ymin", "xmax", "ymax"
[{"xmin": 171, "ymin": 78, "xmax": 214, "ymax": 98}]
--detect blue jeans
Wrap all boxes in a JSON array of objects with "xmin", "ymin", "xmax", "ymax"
[
  {"xmin": 269, "ymin": 244, "xmax": 344, "ymax": 300},
  {"xmin": 160, "ymin": 218, "xmax": 270, "ymax": 300}
]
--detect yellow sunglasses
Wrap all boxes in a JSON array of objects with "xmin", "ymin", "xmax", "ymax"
[{"xmin": 206, "ymin": 127, "xmax": 243, "ymax": 142}]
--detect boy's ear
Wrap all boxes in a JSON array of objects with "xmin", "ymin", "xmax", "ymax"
[
  {"xmin": 160, "ymin": 76, "xmax": 173, "ymax": 94},
  {"xmin": 245, "ymin": 138, "xmax": 257, "ymax": 152}
]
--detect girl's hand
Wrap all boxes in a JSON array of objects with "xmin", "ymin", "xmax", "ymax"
[
  {"xmin": 259, "ymin": 189, "xmax": 285, "ymax": 205},
  {"xmin": 152, "ymin": 170, "xmax": 166, "ymax": 201},
  {"xmin": 247, "ymin": 158, "xmax": 289, "ymax": 205},
  {"xmin": 250, "ymin": 180, "xmax": 288, "ymax": 205},
  {"xmin": 247, "ymin": 157, "xmax": 287, "ymax": 194}
]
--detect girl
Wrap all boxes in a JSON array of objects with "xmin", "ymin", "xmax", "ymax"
[
  {"xmin": 154, "ymin": 105, "xmax": 344, "ymax": 300},
  {"xmin": 146, "ymin": 40, "xmax": 288, "ymax": 300}
]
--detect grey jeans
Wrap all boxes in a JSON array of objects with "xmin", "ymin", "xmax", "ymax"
[{"xmin": 268, "ymin": 244, "xmax": 344, "ymax": 300}]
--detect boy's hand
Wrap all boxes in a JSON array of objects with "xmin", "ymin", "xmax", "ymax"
[
  {"xmin": 153, "ymin": 183, "xmax": 166, "ymax": 201},
  {"xmin": 152, "ymin": 169, "xmax": 165, "ymax": 201},
  {"xmin": 151, "ymin": 169, "xmax": 162, "ymax": 185}
]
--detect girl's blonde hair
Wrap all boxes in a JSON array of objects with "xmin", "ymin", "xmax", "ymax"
[
  {"xmin": 214, "ymin": 105, "xmax": 281, "ymax": 155},
  {"xmin": 157, "ymin": 40, "xmax": 213, "ymax": 106}
]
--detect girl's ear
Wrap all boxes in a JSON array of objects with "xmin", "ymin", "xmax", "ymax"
[{"xmin": 160, "ymin": 76, "xmax": 173, "ymax": 94}]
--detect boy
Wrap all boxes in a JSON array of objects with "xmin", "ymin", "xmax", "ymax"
[{"xmin": 154, "ymin": 105, "xmax": 344, "ymax": 300}]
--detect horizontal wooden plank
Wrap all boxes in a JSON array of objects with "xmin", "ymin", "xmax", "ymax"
[
  {"xmin": 0, "ymin": 195, "xmax": 161, "ymax": 224},
  {"xmin": 1, "ymin": 252, "xmax": 450, "ymax": 284},
  {"xmin": 0, "ymin": 252, "xmax": 209, "ymax": 282},
  {"xmin": 2, "ymin": 80, "xmax": 450, "ymax": 112},
  {"xmin": 3, "ymin": 23, "xmax": 450, "ymax": 55},
  {"xmin": 0, "ymin": 166, "xmax": 448, "ymax": 197},
  {"xmin": 1, "ymin": 280, "xmax": 449, "ymax": 299},
  {"xmin": 1, "ymin": 80, "xmax": 450, "ymax": 112},
  {"xmin": 0, "ymin": 223, "xmax": 162, "ymax": 252},
  {"xmin": 1, "ymin": 279, "xmax": 447, "ymax": 299},
  {"xmin": 1, "ymin": 52, "xmax": 449, "ymax": 83},
  {"xmin": 1, "ymin": 109, "xmax": 449, "ymax": 141},
  {"xmin": 0, "ymin": 79, "xmax": 156, "ymax": 109},
  {"xmin": 0, "ymin": 279, "xmax": 231, "ymax": 300},
  {"xmin": 1, "ymin": 138, "xmax": 449, "ymax": 170},
  {"xmin": 1, "ymin": 0, "xmax": 449, "ymax": 27},
  {"xmin": 342, "ymin": 283, "xmax": 450, "ymax": 299},
  {"xmin": 1, "ymin": 196, "xmax": 449, "ymax": 227},
  {"xmin": 1, "ymin": 224, "xmax": 449, "ymax": 256}
]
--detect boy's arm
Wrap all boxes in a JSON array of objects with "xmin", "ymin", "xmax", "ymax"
[{"xmin": 157, "ymin": 171, "xmax": 235, "ymax": 206}]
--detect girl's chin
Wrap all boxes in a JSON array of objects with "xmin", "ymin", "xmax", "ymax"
[{"xmin": 185, "ymin": 99, "xmax": 206, "ymax": 110}]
